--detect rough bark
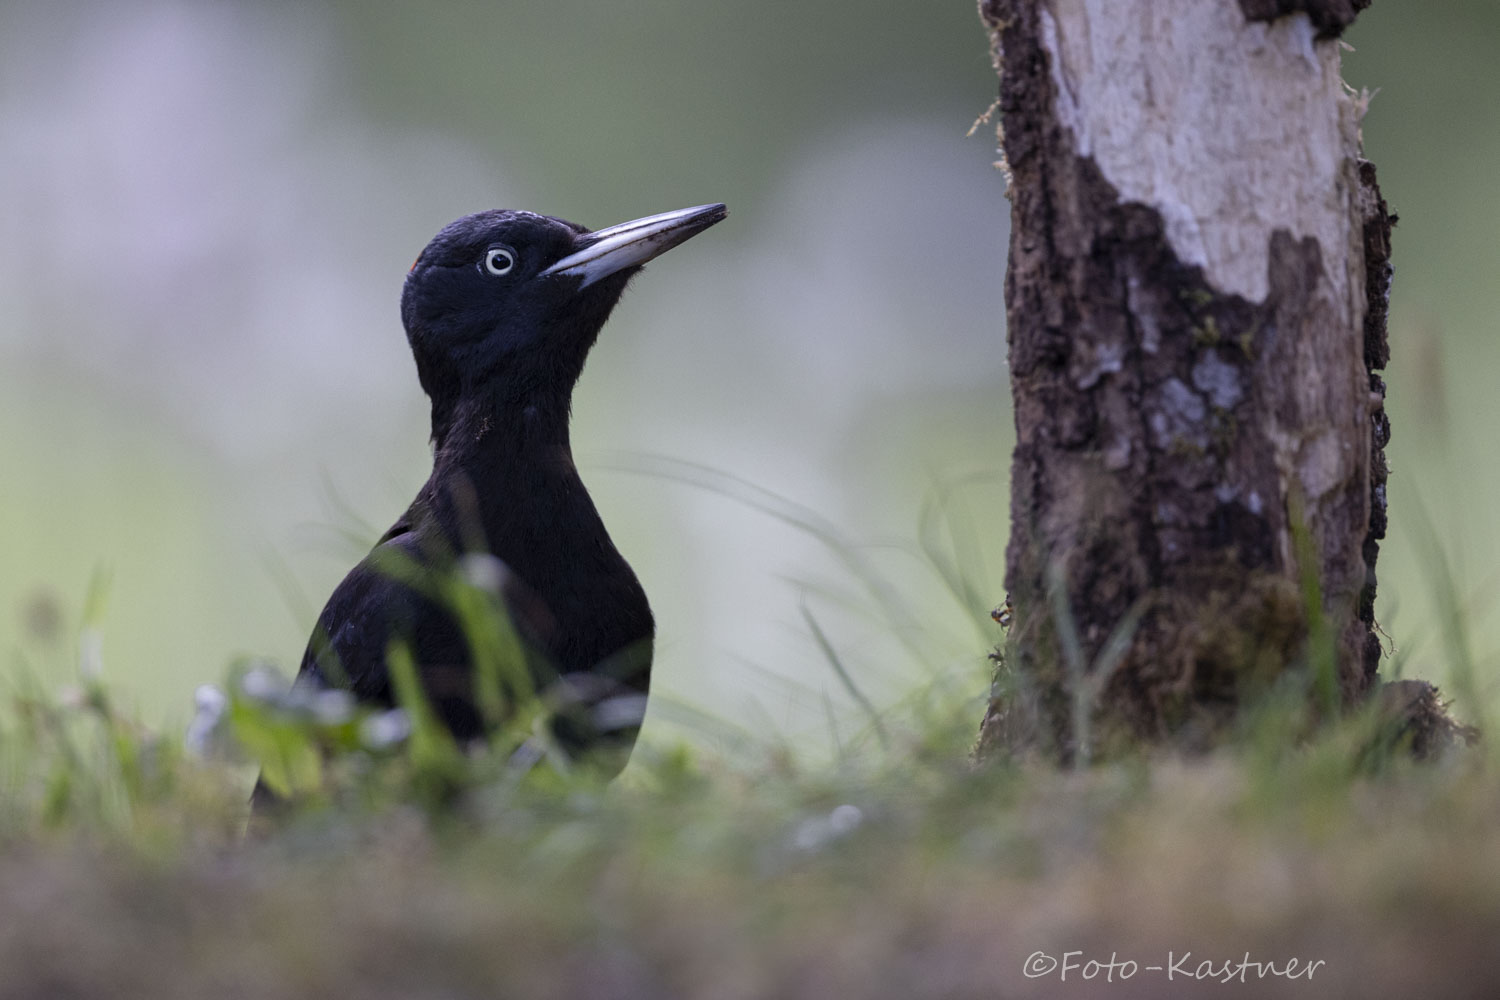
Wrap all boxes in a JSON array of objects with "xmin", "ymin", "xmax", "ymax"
[
  {"xmin": 1238, "ymin": 0, "xmax": 1370, "ymax": 40},
  {"xmin": 977, "ymin": 0, "xmax": 1393, "ymax": 760}
]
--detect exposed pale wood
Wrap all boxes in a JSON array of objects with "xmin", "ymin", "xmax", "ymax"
[{"xmin": 977, "ymin": 0, "xmax": 1392, "ymax": 759}]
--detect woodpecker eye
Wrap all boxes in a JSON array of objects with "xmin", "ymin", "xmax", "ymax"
[{"xmin": 483, "ymin": 247, "xmax": 516, "ymax": 276}]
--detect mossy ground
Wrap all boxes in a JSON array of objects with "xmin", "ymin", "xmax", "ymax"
[{"xmin": 1, "ymin": 660, "xmax": 1495, "ymax": 1000}]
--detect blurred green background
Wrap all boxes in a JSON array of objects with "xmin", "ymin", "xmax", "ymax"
[{"xmin": 1, "ymin": 1, "xmax": 1495, "ymax": 748}]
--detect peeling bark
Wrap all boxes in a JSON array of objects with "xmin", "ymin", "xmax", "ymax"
[
  {"xmin": 1239, "ymin": 0, "xmax": 1370, "ymax": 40},
  {"xmin": 977, "ymin": 0, "xmax": 1393, "ymax": 760}
]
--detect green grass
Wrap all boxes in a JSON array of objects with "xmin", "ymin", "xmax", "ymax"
[
  {"xmin": 1, "ymin": 630, "xmax": 1497, "ymax": 998},
  {"xmin": 2, "ymin": 475, "xmax": 1496, "ymax": 998}
]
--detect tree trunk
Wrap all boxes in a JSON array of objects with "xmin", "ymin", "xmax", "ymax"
[{"xmin": 976, "ymin": 0, "xmax": 1393, "ymax": 760}]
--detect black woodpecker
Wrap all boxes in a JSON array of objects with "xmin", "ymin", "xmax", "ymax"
[{"xmin": 255, "ymin": 203, "xmax": 726, "ymax": 808}]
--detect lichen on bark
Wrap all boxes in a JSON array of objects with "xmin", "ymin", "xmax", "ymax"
[{"xmin": 977, "ymin": 0, "xmax": 1393, "ymax": 760}]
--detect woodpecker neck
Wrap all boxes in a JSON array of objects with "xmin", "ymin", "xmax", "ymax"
[{"xmin": 431, "ymin": 384, "xmax": 573, "ymax": 468}]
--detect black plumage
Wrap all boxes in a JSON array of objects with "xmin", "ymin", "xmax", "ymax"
[{"xmin": 257, "ymin": 203, "xmax": 726, "ymax": 803}]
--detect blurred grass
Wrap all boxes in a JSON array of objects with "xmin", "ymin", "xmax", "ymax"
[
  {"xmin": 1, "ymin": 467, "xmax": 1494, "ymax": 998},
  {"xmin": 1, "ymin": 642, "xmax": 1496, "ymax": 999}
]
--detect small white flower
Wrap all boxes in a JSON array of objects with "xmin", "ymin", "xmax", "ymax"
[
  {"xmin": 828, "ymin": 803, "xmax": 864, "ymax": 835},
  {"xmin": 195, "ymin": 684, "xmax": 228, "ymax": 715},
  {"xmin": 359, "ymin": 708, "xmax": 411, "ymax": 749},
  {"xmin": 458, "ymin": 552, "xmax": 510, "ymax": 593},
  {"xmin": 592, "ymin": 694, "xmax": 648, "ymax": 733},
  {"xmin": 311, "ymin": 688, "xmax": 356, "ymax": 725},
  {"xmin": 791, "ymin": 803, "xmax": 866, "ymax": 852},
  {"xmin": 239, "ymin": 665, "xmax": 287, "ymax": 704},
  {"xmin": 185, "ymin": 684, "xmax": 229, "ymax": 756}
]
